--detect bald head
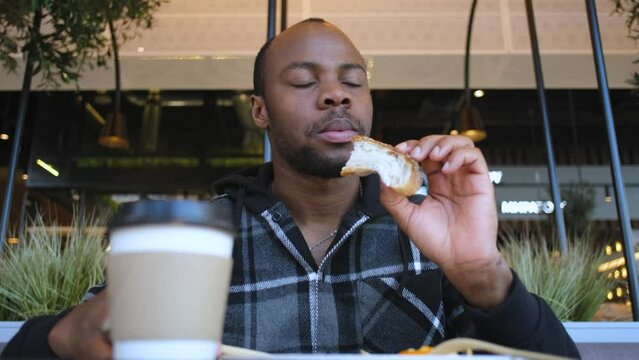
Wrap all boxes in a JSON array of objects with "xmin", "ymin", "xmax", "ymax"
[{"xmin": 252, "ymin": 19, "xmax": 365, "ymax": 97}]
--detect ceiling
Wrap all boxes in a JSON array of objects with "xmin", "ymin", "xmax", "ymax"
[{"xmin": 0, "ymin": 0, "xmax": 637, "ymax": 90}]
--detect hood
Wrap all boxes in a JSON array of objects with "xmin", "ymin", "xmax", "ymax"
[
  {"xmin": 213, "ymin": 163, "xmax": 278, "ymax": 216},
  {"xmin": 213, "ymin": 162, "xmax": 388, "ymax": 219}
]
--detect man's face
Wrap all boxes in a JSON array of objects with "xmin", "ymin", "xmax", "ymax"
[{"xmin": 253, "ymin": 22, "xmax": 373, "ymax": 178}]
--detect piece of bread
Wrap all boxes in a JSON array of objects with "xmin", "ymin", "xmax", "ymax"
[{"xmin": 341, "ymin": 135, "xmax": 422, "ymax": 196}]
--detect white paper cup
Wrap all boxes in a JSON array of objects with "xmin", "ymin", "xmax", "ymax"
[{"xmin": 107, "ymin": 200, "xmax": 234, "ymax": 360}]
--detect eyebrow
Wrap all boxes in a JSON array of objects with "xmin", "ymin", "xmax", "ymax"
[{"xmin": 282, "ymin": 62, "xmax": 367, "ymax": 74}]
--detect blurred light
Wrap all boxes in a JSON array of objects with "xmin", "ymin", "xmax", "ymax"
[
  {"xmin": 597, "ymin": 251, "xmax": 639, "ymax": 272},
  {"xmin": 473, "ymin": 89, "xmax": 485, "ymax": 98},
  {"xmin": 614, "ymin": 270, "xmax": 620, "ymax": 279},
  {"xmin": 627, "ymin": 301, "xmax": 632, "ymax": 307},
  {"xmin": 99, "ymin": 112, "xmax": 129, "ymax": 149},
  {"xmin": 21, "ymin": 174, "xmax": 28, "ymax": 180},
  {"xmin": 36, "ymin": 159, "xmax": 59, "ymax": 177},
  {"xmin": 140, "ymin": 90, "xmax": 162, "ymax": 154},
  {"xmin": 622, "ymin": 268, "xmax": 627, "ymax": 278},
  {"xmin": 615, "ymin": 241, "xmax": 623, "ymax": 252},
  {"xmin": 216, "ymin": 98, "xmax": 235, "ymax": 107},
  {"xmin": 93, "ymin": 90, "xmax": 112, "ymax": 106},
  {"xmin": 605, "ymin": 245, "xmax": 612, "ymax": 255},
  {"xmin": 607, "ymin": 291, "xmax": 613, "ymax": 300},
  {"xmin": 110, "ymin": 194, "xmax": 141, "ymax": 204},
  {"xmin": 488, "ymin": 171, "xmax": 503, "ymax": 184},
  {"xmin": 449, "ymin": 129, "xmax": 459, "ymax": 135},
  {"xmin": 616, "ymin": 287, "xmax": 623, "ymax": 297},
  {"xmin": 137, "ymin": 47, "xmax": 145, "ymax": 53},
  {"xmin": 604, "ymin": 195, "xmax": 612, "ymax": 203},
  {"xmin": 7, "ymin": 237, "xmax": 18, "ymax": 245},
  {"xmin": 0, "ymin": 133, "xmax": 8, "ymax": 140},
  {"xmin": 85, "ymin": 102, "xmax": 106, "ymax": 125},
  {"xmin": 452, "ymin": 105, "xmax": 486, "ymax": 142},
  {"xmin": 604, "ymin": 186, "xmax": 612, "ymax": 202}
]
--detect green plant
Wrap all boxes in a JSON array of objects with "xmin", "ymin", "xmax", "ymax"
[
  {"xmin": 0, "ymin": 209, "xmax": 109, "ymax": 320},
  {"xmin": 560, "ymin": 183, "xmax": 597, "ymax": 238},
  {"xmin": 0, "ymin": 0, "xmax": 164, "ymax": 246},
  {"xmin": 500, "ymin": 228, "xmax": 614, "ymax": 321},
  {"xmin": 0, "ymin": 0, "xmax": 164, "ymax": 87},
  {"xmin": 613, "ymin": 0, "xmax": 639, "ymax": 92}
]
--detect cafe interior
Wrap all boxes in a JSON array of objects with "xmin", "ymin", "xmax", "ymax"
[{"xmin": 0, "ymin": 0, "xmax": 639, "ymax": 358}]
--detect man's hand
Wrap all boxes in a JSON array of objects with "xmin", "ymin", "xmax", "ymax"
[
  {"xmin": 379, "ymin": 135, "xmax": 512, "ymax": 310},
  {"xmin": 48, "ymin": 290, "xmax": 112, "ymax": 360}
]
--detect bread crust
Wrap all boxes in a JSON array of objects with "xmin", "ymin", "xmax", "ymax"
[{"xmin": 341, "ymin": 135, "xmax": 422, "ymax": 196}]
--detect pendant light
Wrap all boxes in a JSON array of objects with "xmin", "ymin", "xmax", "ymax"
[{"xmin": 452, "ymin": 0, "xmax": 487, "ymax": 142}]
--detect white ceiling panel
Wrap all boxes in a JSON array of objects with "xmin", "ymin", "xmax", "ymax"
[{"xmin": 1, "ymin": 0, "xmax": 637, "ymax": 90}]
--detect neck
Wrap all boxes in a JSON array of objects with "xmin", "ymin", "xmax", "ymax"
[{"xmin": 271, "ymin": 161, "xmax": 360, "ymax": 227}]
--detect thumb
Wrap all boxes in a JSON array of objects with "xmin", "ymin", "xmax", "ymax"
[{"xmin": 379, "ymin": 183, "xmax": 417, "ymax": 232}]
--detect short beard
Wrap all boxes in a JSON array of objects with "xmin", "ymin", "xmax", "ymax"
[
  {"xmin": 267, "ymin": 108, "xmax": 367, "ymax": 178},
  {"xmin": 278, "ymin": 142, "xmax": 347, "ymax": 178}
]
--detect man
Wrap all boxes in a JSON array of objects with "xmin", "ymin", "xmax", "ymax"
[{"xmin": 3, "ymin": 19, "xmax": 580, "ymax": 358}]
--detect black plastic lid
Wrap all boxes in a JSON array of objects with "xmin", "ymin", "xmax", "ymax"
[{"xmin": 109, "ymin": 200, "xmax": 234, "ymax": 233}]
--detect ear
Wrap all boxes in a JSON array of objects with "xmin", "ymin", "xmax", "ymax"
[{"xmin": 251, "ymin": 95, "xmax": 270, "ymax": 130}]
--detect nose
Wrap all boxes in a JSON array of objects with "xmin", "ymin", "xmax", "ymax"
[{"xmin": 318, "ymin": 83, "xmax": 351, "ymax": 108}]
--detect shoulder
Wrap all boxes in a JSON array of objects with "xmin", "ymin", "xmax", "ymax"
[{"xmin": 208, "ymin": 194, "xmax": 235, "ymax": 210}]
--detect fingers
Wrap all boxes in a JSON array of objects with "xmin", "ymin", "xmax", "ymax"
[
  {"xmin": 396, "ymin": 135, "xmax": 485, "ymax": 175},
  {"xmin": 49, "ymin": 291, "xmax": 112, "ymax": 360},
  {"xmin": 441, "ymin": 147, "xmax": 488, "ymax": 175},
  {"xmin": 378, "ymin": 183, "xmax": 417, "ymax": 232},
  {"xmin": 396, "ymin": 135, "xmax": 474, "ymax": 160},
  {"xmin": 84, "ymin": 335, "xmax": 113, "ymax": 360}
]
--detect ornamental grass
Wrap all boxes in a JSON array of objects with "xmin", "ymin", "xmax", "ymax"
[
  {"xmin": 500, "ymin": 228, "xmax": 614, "ymax": 321},
  {"xmin": 0, "ymin": 209, "xmax": 109, "ymax": 320}
]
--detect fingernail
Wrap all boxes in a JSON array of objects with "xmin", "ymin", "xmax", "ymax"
[
  {"xmin": 410, "ymin": 147, "xmax": 422, "ymax": 157},
  {"xmin": 397, "ymin": 143, "xmax": 408, "ymax": 151},
  {"xmin": 442, "ymin": 162, "xmax": 450, "ymax": 171},
  {"xmin": 432, "ymin": 146, "xmax": 440, "ymax": 156}
]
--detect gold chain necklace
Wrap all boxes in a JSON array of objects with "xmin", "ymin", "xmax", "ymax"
[{"xmin": 309, "ymin": 229, "xmax": 338, "ymax": 251}]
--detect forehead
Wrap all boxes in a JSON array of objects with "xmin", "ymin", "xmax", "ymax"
[{"xmin": 264, "ymin": 23, "xmax": 366, "ymax": 73}]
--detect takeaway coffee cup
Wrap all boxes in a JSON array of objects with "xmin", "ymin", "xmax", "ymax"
[{"xmin": 107, "ymin": 200, "xmax": 234, "ymax": 360}]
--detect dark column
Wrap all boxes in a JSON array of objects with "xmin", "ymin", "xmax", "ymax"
[
  {"xmin": 585, "ymin": 0, "xmax": 639, "ymax": 321},
  {"xmin": 524, "ymin": 0, "xmax": 568, "ymax": 253}
]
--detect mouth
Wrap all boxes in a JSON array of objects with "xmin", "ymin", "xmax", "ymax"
[{"xmin": 316, "ymin": 119, "xmax": 359, "ymax": 144}]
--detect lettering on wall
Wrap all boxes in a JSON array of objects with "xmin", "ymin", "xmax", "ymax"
[
  {"xmin": 500, "ymin": 200, "xmax": 568, "ymax": 215},
  {"xmin": 489, "ymin": 170, "xmax": 503, "ymax": 184}
]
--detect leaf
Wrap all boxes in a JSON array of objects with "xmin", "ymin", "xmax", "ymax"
[
  {"xmin": 0, "ymin": 208, "xmax": 110, "ymax": 320},
  {"xmin": 499, "ymin": 228, "xmax": 614, "ymax": 321},
  {"xmin": 0, "ymin": 0, "xmax": 165, "ymax": 88}
]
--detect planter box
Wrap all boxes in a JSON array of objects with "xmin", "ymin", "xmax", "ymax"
[
  {"xmin": 0, "ymin": 321, "xmax": 24, "ymax": 352},
  {"xmin": 563, "ymin": 322, "xmax": 639, "ymax": 343},
  {"xmin": 564, "ymin": 322, "xmax": 639, "ymax": 359},
  {"xmin": 0, "ymin": 321, "xmax": 638, "ymax": 356}
]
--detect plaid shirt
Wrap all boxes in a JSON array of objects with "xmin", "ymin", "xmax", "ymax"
[
  {"xmin": 216, "ymin": 164, "xmax": 466, "ymax": 354},
  {"xmin": 214, "ymin": 164, "xmax": 579, "ymax": 356}
]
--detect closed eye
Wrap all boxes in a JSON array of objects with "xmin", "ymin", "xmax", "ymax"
[
  {"xmin": 291, "ymin": 82, "xmax": 315, "ymax": 88},
  {"xmin": 343, "ymin": 81, "xmax": 362, "ymax": 87}
]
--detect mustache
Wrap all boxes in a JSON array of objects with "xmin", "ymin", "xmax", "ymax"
[{"xmin": 306, "ymin": 109, "xmax": 366, "ymax": 137}]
